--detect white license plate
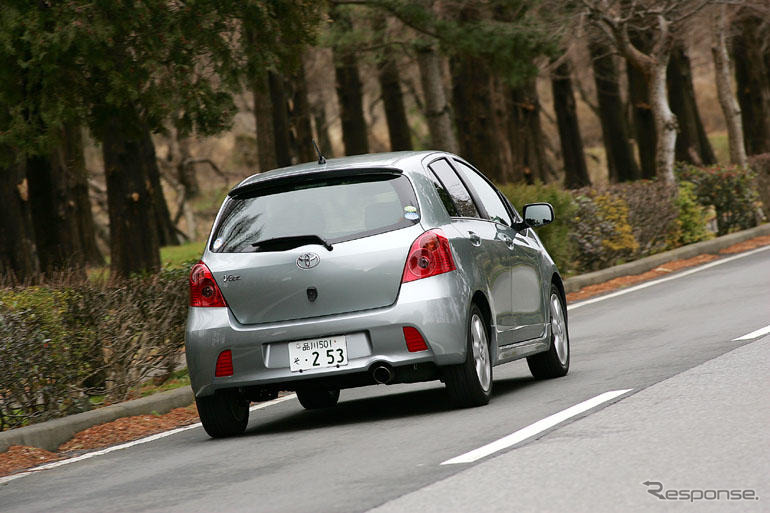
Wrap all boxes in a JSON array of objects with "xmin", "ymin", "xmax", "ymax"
[{"xmin": 288, "ymin": 336, "xmax": 348, "ymax": 372}]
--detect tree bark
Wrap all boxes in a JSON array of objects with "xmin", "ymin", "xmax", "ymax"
[
  {"xmin": 269, "ymin": 71, "xmax": 293, "ymax": 167},
  {"xmin": 27, "ymin": 123, "xmax": 103, "ymax": 273},
  {"xmin": 667, "ymin": 44, "xmax": 716, "ymax": 165},
  {"xmin": 65, "ymin": 126, "xmax": 104, "ymax": 266},
  {"xmin": 27, "ymin": 151, "xmax": 85, "ymax": 273},
  {"xmin": 627, "ymin": 60, "xmax": 657, "ymax": 180},
  {"xmin": 0, "ymin": 156, "xmax": 39, "ymax": 282},
  {"xmin": 416, "ymin": 44, "xmax": 458, "ymax": 153},
  {"xmin": 252, "ymin": 70, "xmax": 277, "ymax": 172},
  {"xmin": 287, "ymin": 61, "xmax": 317, "ymax": 163},
  {"xmin": 451, "ymin": 53, "xmax": 510, "ymax": 182},
  {"xmin": 588, "ymin": 38, "xmax": 640, "ymax": 182},
  {"xmin": 551, "ymin": 58, "xmax": 591, "ymax": 188},
  {"xmin": 732, "ymin": 12, "xmax": 770, "ymax": 156},
  {"xmin": 648, "ymin": 60, "xmax": 678, "ymax": 183},
  {"xmin": 507, "ymin": 79, "xmax": 551, "ymax": 183},
  {"xmin": 142, "ymin": 129, "xmax": 179, "ymax": 247},
  {"xmin": 712, "ymin": 5, "xmax": 748, "ymax": 168},
  {"xmin": 334, "ymin": 50, "xmax": 370, "ymax": 156},
  {"xmin": 101, "ymin": 108, "xmax": 161, "ymax": 278},
  {"xmin": 378, "ymin": 46, "xmax": 412, "ymax": 151}
]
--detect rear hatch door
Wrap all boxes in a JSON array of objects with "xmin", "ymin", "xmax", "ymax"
[{"xmin": 205, "ymin": 172, "xmax": 423, "ymax": 325}]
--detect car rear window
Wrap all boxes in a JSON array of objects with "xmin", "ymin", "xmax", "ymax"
[{"xmin": 210, "ymin": 174, "xmax": 420, "ymax": 252}]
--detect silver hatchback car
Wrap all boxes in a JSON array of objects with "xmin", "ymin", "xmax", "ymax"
[{"xmin": 186, "ymin": 151, "xmax": 569, "ymax": 437}]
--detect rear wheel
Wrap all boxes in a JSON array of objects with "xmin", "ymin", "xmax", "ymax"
[
  {"xmin": 527, "ymin": 285, "xmax": 570, "ymax": 379},
  {"xmin": 297, "ymin": 387, "xmax": 340, "ymax": 410},
  {"xmin": 196, "ymin": 391, "xmax": 249, "ymax": 438},
  {"xmin": 444, "ymin": 305, "xmax": 493, "ymax": 408}
]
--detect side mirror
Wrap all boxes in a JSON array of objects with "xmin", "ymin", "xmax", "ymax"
[{"xmin": 522, "ymin": 203, "xmax": 554, "ymax": 228}]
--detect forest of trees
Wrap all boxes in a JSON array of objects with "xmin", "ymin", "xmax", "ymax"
[{"xmin": 1, "ymin": 0, "xmax": 769, "ymax": 281}]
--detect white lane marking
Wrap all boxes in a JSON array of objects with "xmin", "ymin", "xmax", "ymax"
[
  {"xmin": 441, "ymin": 389, "xmax": 632, "ymax": 465},
  {"xmin": 0, "ymin": 394, "xmax": 297, "ymax": 485},
  {"xmin": 567, "ymin": 245, "xmax": 770, "ymax": 311},
  {"xmin": 733, "ymin": 325, "xmax": 770, "ymax": 341}
]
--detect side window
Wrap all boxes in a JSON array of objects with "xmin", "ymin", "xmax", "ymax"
[
  {"xmin": 425, "ymin": 169, "xmax": 459, "ymax": 216},
  {"xmin": 454, "ymin": 160, "xmax": 512, "ymax": 226},
  {"xmin": 428, "ymin": 159, "xmax": 480, "ymax": 218}
]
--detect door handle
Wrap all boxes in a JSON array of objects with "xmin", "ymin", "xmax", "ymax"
[
  {"xmin": 500, "ymin": 234, "xmax": 514, "ymax": 249},
  {"xmin": 468, "ymin": 231, "xmax": 481, "ymax": 246}
]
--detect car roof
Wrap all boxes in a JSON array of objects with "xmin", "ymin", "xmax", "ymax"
[{"xmin": 233, "ymin": 151, "xmax": 442, "ymax": 191}]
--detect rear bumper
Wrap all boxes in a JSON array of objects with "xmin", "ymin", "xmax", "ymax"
[{"xmin": 185, "ymin": 272, "xmax": 469, "ymax": 397}]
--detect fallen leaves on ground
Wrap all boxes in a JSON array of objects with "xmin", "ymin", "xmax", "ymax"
[
  {"xmin": 0, "ymin": 446, "xmax": 62, "ymax": 477},
  {"xmin": 58, "ymin": 405, "xmax": 200, "ymax": 452},
  {"xmin": 0, "ymin": 406, "xmax": 199, "ymax": 478}
]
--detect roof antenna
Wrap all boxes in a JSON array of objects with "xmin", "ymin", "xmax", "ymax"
[{"xmin": 312, "ymin": 140, "xmax": 326, "ymax": 165}]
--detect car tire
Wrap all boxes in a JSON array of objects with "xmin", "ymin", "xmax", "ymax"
[
  {"xmin": 444, "ymin": 305, "xmax": 493, "ymax": 408},
  {"xmin": 527, "ymin": 284, "xmax": 570, "ymax": 379},
  {"xmin": 195, "ymin": 391, "xmax": 249, "ymax": 438},
  {"xmin": 296, "ymin": 387, "xmax": 340, "ymax": 410}
]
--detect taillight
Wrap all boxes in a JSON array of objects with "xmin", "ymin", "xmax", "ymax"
[
  {"xmin": 215, "ymin": 349, "xmax": 234, "ymax": 377},
  {"xmin": 403, "ymin": 327, "xmax": 428, "ymax": 352},
  {"xmin": 402, "ymin": 229, "xmax": 456, "ymax": 283},
  {"xmin": 189, "ymin": 261, "xmax": 227, "ymax": 307}
]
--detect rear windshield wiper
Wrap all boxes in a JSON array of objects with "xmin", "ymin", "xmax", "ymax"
[{"xmin": 251, "ymin": 235, "xmax": 333, "ymax": 252}]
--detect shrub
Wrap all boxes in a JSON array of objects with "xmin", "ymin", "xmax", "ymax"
[
  {"xmin": 498, "ymin": 182, "xmax": 577, "ymax": 273},
  {"xmin": 678, "ymin": 163, "xmax": 760, "ymax": 235},
  {"xmin": 570, "ymin": 192, "xmax": 638, "ymax": 271},
  {"xmin": 674, "ymin": 182, "xmax": 712, "ymax": 245},
  {"xmin": 748, "ymin": 153, "xmax": 770, "ymax": 218},
  {"xmin": 611, "ymin": 181, "xmax": 680, "ymax": 257},
  {"xmin": 0, "ymin": 267, "xmax": 189, "ymax": 430}
]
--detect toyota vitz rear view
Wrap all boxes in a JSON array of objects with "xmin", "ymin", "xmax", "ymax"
[{"xmin": 186, "ymin": 151, "xmax": 569, "ymax": 437}]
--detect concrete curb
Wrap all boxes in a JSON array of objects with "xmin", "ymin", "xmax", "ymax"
[
  {"xmin": 1, "ymin": 224, "xmax": 768, "ymax": 453},
  {"xmin": 0, "ymin": 386, "xmax": 193, "ymax": 453},
  {"xmin": 563, "ymin": 223, "xmax": 770, "ymax": 293}
]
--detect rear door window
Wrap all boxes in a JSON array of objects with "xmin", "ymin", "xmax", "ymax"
[
  {"xmin": 453, "ymin": 160, "xmax": 512, "ymax": 226},
  {"xmin": 428, "ymin": 159, "xmax": 479, "ymax": 218},
  {"xmin": 211, "ymin": 174, "xmax": 419, "ymax": 252}
]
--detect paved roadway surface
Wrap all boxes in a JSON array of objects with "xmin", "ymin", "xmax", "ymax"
[{"xmin": 2, "ymin": 247, "xmax": 768, "ymax": 513}]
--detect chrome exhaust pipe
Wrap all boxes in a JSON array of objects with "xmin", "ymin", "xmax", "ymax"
[{"xmin": 372, "ymin": 364, "xmax": 394, "ymax": 385}]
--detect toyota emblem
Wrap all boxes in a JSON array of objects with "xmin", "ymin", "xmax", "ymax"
[{"xmin": 296, "ymin": 252, "xmax": 320, "ymax": 269}]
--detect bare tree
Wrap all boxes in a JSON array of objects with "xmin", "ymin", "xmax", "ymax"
[
  {"xmin": 711, "ymin": 3, "xmax": 747, "ymax": 167},
  {"xmin": 582, "ymin": 0, "xmax": 712, "ymax": 183}
]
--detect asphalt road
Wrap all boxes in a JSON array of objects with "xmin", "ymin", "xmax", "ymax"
[{"xmin": 2, "ymin": 246, "xmax": 769, "ymax": 513}]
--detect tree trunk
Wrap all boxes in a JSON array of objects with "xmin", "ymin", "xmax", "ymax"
[
  {"xmin": 627, "ymin": 62, "xmax": 657, "ymax": 179},
  {"xmin": 27, "ymin": 151, "xmax": 85, "ymax": 273},
  {"xmin": 0, "ymin": 156, "xmax": 39, "ymax": 282},
  {"xmin": 334, "ymin": 51, "xmax": 370, "ymax": 156},
  {"xmin": 65, "ymin": 126, "xmax": 104, "ymax": 266},
  {"xmin": 451, "ymin": 54, "xmax": 509, "ymax": 182},
  {"xmin": 667, "ymin": 44, "xmax": 716, "ymax": 165},
  {"xmin": 141, "ymin": 130, "xmax": 179, "ymax": 247},
  {"xmin": 101, "ymin": 110, "xmax": 161, "ymax": 279},
  {"xmin": 507, "ymin": 79, "xmax": 551, "ymax": 183},
  {"xmin": 252, "ymin": 70, "xmax": 277, "ymax": 172},
  {"xmin": 378, "ymin": 47, "xmax": 412, "ymax": 151},
  {"xmin": 712, "ymin": 5, "xmax": 748, "ymax": 168},
  {"xmin": 416, "ymin": 44, "xmax": 458, "ymax": 153},
  {"xmin": 269, "ymin": 71, "xmax": 293, "ymax": 167},
  {"xmin": 648, "ymin": 60, "xmax": 677, "ymax": 183},
  {"xmin": 287, "ymin": 61, "xmax": 316, "ymax": 163},
  {"xmin": 732, "ymin": 12, "xmax": 770, "ymax": 156},
  {"xmin": 551, "ymin": 58, "xmax": 591, "ymax": 188},
  {"xmin": 588, "ymin": 38, "xmax": 640, "ymax": 182}
]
